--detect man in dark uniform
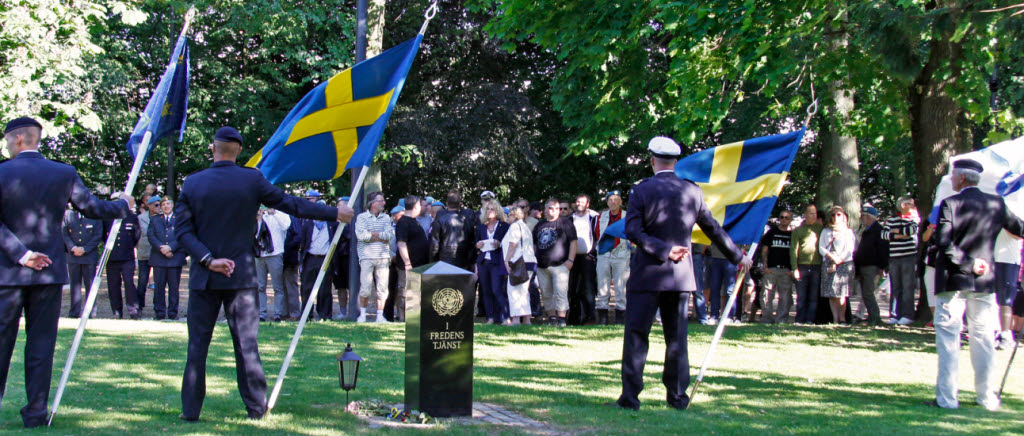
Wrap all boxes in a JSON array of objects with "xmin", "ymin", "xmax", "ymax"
[
  {"xmin": 429, "ymin": 191, "xmax": 476, "ymax": 269},
  {"xmin": 104, "ymin": 196, "xmax": 142, "ymax": 319},
  {"xmin": 148, "ymin": 197, "xmax": 186, "ymax": 319},
  {"xmin": 62, "ymin": 206, "xmax": 102, "ymax": 317},
  {"xmin": 613, "ymin": 136, "xmax": 750, "ymax": 411},
  {"xmin": 931, "ymin": 158, "xmax": 1024, "ymax": 410},
  {"xmin": 0, "ymin": 117, "xmax": 132, "ymax": 427},
  {"xmin": 175, "ymin": 127, "xmax": 353, "ymax": 421},
  {"xmin": 297, "ymin": 192, "xmax": 339, "ymax": 321}
]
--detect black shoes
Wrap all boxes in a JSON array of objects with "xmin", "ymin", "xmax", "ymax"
[{"xmin": 179, "ymin": 413, "xmax": 199, "ymax": 422}]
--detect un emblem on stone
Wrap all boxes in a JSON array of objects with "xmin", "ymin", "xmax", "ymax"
[{"xmin": 431, "ymin": 288, "xmax": 463, "ymax": 317}]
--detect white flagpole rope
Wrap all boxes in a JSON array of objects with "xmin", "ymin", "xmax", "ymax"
[{"xmin": 267, "ymin": 165, "xmax": 370, "ymax": 413}]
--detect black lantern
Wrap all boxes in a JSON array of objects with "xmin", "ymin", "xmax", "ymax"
[{"xmin": 337, "ymin": 343, "xmax": 362, "ymax": 403}]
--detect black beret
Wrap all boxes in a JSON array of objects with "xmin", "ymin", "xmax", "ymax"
[
  {"xmin": 214, "ymin": 126, "xmax": 243, "ymax": 144},
  {"xmin": 4, "ymin": 117, "xmax": 42, "ymax": 134},
  {"xmin": 953, "ymin": 158, "xmax": 983, "ymax": 173}
]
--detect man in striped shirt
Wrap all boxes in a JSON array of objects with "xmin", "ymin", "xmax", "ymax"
[
  {"xmin": 355, "ymin": 191, "xmax": 394, "ymax": 322},
  {"xmin": 883, "ymin": 196, "xmax": 919, "ymax": 325}
]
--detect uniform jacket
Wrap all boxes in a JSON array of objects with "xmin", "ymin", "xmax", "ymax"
[
  {"xmin": 475, "ymin": 221, "xmax": 510, "ymax": 266},
  {"xmin": 104, "ymin": 213, "xmax": 141, "ymax": 262},
  {"xmin": 62, "ymin": 209, "xmax": 102, "ymax": 265},
  {"xmin": 935, "ymin": 186, "xmax": 1024, "ymax": 294},
  {"xmin": 625, "ymin": 171, "xmax": 743, "ymax": 292},
  {"xmin": 0, "ymin": 151, "xmax": 129, "ymax": 285},
  {"xmin": 148, "ymin": 212, "xmax": 187, "ymax": 267},
  {"xmin": 174, "ymin": 160, "xmax": 339, "ymax": 290}
]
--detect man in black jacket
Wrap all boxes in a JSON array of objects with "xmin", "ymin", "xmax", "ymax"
[
  {"xmin": 853, "ymin": 205, "xmax": 888, "ymax": 324},
  {"xmin": 931, "ymin": 158, "xmax": 1024, "ymax": 411},
  {"xmin": 429, "ymin": 191, "xmax": 476, "ymax": 270}
]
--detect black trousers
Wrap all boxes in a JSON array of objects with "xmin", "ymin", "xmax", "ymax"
[
  {"xmin": 618, "ymin": 290, "xmax": 690, "ymax": 410},
  {"xmin": 300, "ymin": 254, "xmax": 333, "ymax": 320},
  {"xmin": 68, "ymin": 262, "xmax": 97, "ymax": 317},
  {"xmin": 136, "ymin": 259, "xmax": 152, "ymax": 309},
  {"xmin": 567, "ymin": 253, "xmax": 597, "ymax": 325},
  {"xmin": 107, "ymin": 261, "xmax": 138, "ymax": 315},
  {"xmin": 153, "ymin": 266, "xmax": 182, "ymax": 319},
  {"xmin": 181, "ymin": 288, "xmax": 267, "ymax": 419},
  {"xmin": 0, "ymin": 284, "xmax": 62, "ymax": 427}
]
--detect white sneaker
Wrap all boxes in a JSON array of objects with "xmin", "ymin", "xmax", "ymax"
[
  {"xmin": 997, "ymin": 334, "xmax": 1015, "ymax": 350},
  {"xmin": 375, "ymin": 314, "xmax": 389, "ymax": 323},
  {"xmin": 896, "ymin": 317, "xmax": 913, "ymax": 325},
  {"xmin": 886, "ymin": 318, "xmax": 899, "ymax": 324},
  {"xmin": 355, "ymin": 313, "xmax": 366, "ymax": 323}
]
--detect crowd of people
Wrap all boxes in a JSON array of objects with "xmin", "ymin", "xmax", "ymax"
[{"xmin": 61, "ymin": 177, "xmax": 1024, "ymax": 344}]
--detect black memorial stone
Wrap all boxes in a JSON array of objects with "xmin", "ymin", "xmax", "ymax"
[{"xmin": 405, "ymin": 261, "xmax": 476, "ymax": 417}]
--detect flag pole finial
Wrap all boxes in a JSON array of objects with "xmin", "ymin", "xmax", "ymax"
[{"xmin": 419, "ymin": 1, "xmax": 439, "ymax": 35}]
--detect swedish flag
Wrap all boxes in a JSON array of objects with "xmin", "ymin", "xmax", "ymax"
[
  {"xmin": 675, "ymin": 129, "xmax": 805, "ymax": 245},
  {"xmin": 247, "ymin": 35, "xmax": 423, "ymax": 183}
]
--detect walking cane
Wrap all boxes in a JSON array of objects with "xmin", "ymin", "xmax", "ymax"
[{"xmin": 998, "ymin": 323, "xmax": 1024, "ymax": 398}]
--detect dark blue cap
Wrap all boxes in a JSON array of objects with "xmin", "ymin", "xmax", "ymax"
[
  {"xmin": 861, "ymin": 206, "xmax": 879, "ymax": 217},
  {"xmin": 953, "ymin": 158, "xmax": 983, "ymax": 173},
  {"xmin": 214, "ymin": 126, "xmax": 243, "ymax": 144},
  {"xmin": 4, "ymin": 117, "xmax": 42, "ymax": 134},
  {"xmin": 605, "ymin": 190, "xmax": 622, "ymax": 200}
]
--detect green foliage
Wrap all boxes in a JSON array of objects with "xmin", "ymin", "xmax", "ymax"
[
  {"xmin": 481, "ymin": 0, "xmax": 1024, "ymax": 213},
  {"xmin": 0, "ymin": 0, "xmax": 145, "ymax": 140},
  {"xmin": 57, "ymin": 0, "xmax": 358, "ymax": 196}
]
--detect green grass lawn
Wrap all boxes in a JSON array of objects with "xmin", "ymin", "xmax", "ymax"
[{"xmin": 1, "ymin": 319, "xmax": 1022, "ymax": 434}]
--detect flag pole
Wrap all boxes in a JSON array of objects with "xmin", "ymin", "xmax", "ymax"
[
  {"xmin": 690, "ymin": 102, "xmax": 814, "ymax": 401},
  {"xmin": 267, "ymin": 165, "xmax": 370, "ymax": 413},
  {"xmin": 48, "ymin": 132, "xmax": 153, "ymax": 426},
  {"xmin": 48, "ymin": 6, "xmax": 196, "ymax": 426},
  {"xmin": 688, "ymin": 242, "xmax": 757, "ymax": 400}
]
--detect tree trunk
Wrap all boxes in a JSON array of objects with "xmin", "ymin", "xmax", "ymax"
[
  {"xmin": 907, "ymin": 4, "xmax": 971, "ymax": 221},
  {"xmin": 817, "ymin": 13, "xmax": 861, "ymax": 227},
  {"xmin": 818, "ymin": 85, "xmax": 862, "ymax": 226}
]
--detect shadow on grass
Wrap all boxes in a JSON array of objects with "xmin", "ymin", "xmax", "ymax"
[{"xmin": 0, "ymin": 320, "xmax": 1019, "ymax": 435}]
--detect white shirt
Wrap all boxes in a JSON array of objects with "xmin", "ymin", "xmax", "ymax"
[
  {"xmin": 308, "ymin": 222, "xmax": 331, "ymax": 256},
  {"xmin": 818, "ymin": 227, "xmax": 855, "ymax": 263},
  {"xmin": 994, "ymin": 230, "xmax": 1023, "ymax": 264},
  {"xmin": 258, "ymin": 211, "xmax": 291, "ymax": 257},
  {"xmin": 573, "ymin": 212, "xmax": 595, "ymax": 254},
  {"xmin": 355, "ymin": 210, "xmax": 394, "ymax": 260}
]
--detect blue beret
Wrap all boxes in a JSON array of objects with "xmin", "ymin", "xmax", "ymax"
[
  {"xmin": 425, "ymin": 196, "xmax": 434, "ymax": 204},
  {"xmin": 214, "ymin": 126, "xmax": 243, "ymax": 144},
  {"xmin": 398, "ymin": 198, "xmax": 406, "ymax": 208},
  {"xmin": 147, "ymin": 195, "xmax": 163, "ymax": 205},
  {"xmin": 390, "ymin": 205, "xmax": 404, "ymax": 214},
  {"xmin": 340, "ymin": 196, "xmax": 350, "ymax": 202},
  {"xmin": 432, "ymin": 200, "xmax": 443, "ymax": 207},
  {"xmin": 605, "ymin": 190, "xmax": 622, "ymax": 200},
  {"xmin": 953, "ymin": 158, "xmax": 983, "ymax": 173},
  {"xmin": 861, "ymin": 206, "xmax": 878, "ymax": 217},
  {"xmin": 503, "ymin": 207, "xmax": 510, "ymax": 215},
  {"xmin": 305, "ymin": 190, "xmax": 321, "ymax": 197},
  {"xmin": 4, "ymin": 117, "xmax": 42, "ymax": 134}
]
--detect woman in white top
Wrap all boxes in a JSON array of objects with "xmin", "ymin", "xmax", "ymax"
[
  {"xmin": 502, "ymin": 205, "xmax": 537, "ymax": 325},
  {"xmin": 819, "ymin": 205, "xmax": 856, "ymax": 324}
]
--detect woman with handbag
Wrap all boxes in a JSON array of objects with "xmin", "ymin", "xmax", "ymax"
[
  {"xmin": 503, "ymin": 205, "xmax": 536, "ymax": 325},
  {"xmin": 476, "ymin": 200, "xmax": 511, "ymax": 325}
]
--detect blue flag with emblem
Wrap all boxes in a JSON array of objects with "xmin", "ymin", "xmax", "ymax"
[
  {"xmin": 676, "ymin": 128, "xmax": 804, "ymax": 245},
  {"xmin": 125, "ymin": 35, "xmax": 190, "ymax": 159},
  {"xmin": 246, "ymin": 35, "xmax": 424, "ymax": 184}
]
